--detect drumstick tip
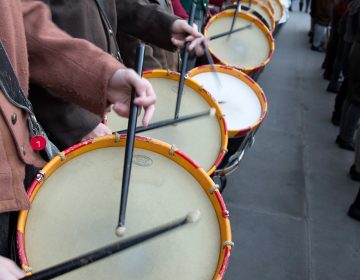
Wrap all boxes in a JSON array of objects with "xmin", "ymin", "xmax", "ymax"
[
  {"xmin": 115, "ymin": 226, "xmax": 126, "ymax": 237},
  {"xmin": 209, "ymin": 108, "xmax": 216, "ymax": 117},
  {"xmin": 186, "ymin": 210, "xmax": 201, "ymax": 224}
]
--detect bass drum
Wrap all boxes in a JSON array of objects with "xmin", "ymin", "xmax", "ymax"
[
  {"xmin": 107, "ymin": 70, "xmax": 228, "ymax": 175},
  {"xmin": 17, "ymin": 135, "xmax": 233, "ymax": 280}
]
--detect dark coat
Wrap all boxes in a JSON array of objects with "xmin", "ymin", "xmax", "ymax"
[
  {"xmin": 30, "ymin": 0, "xmax": 178, "ymax": 150},
  {"xmin": 117, "ymin": 0, "xmax": 179, "ymax": 71}
]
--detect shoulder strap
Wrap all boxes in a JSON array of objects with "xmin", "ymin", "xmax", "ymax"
[{"xmin": 0, "ymin": 40, "xmax": 61, "ymax": 160}]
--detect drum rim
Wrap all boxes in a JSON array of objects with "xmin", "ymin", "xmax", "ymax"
[
  {"xmin": 204, "ymin": 10, "xmax": 275, "ymax": 74},
  {"xmin": 267, "ymin": 0, "xmax": 284, "ymax": 22},
  {"xmin": 17, "ymin": 135, "xmax": 233, "ymax": 279},
  {"xmin": 188, "ymin": 65, "xmax": 268, "ymax": 138},
  {"xmin": 142, "ymin": 69, "xmax": 229, "ymax": 175},
  {"xmin": 237, "ymin": 0, "xmax": 276, "ymax": 32},
  {"xmin": 256, "ymin": 0, "xmax": 275, "ymax": 15}
]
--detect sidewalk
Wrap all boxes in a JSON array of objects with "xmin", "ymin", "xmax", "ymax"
[{"xmin": 223, "ymin": 11, "xmax": 360, "ymax": 280}]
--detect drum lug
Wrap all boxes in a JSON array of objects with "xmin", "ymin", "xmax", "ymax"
[
  {"xmin": 210, "ymin": 184, "xmax": 220, "ymax": 194},
  {"xmin": 223, "ymin": 241, "xmax": 234, "ymax": 248},
  {"xmin": 23, "ymin": 266, "xmax": 33, "ymax": 273},
  {"xmin": 35, "ymin": 170, "xmax": 46, "ymax": 182},
  {"xmin": 169, "ymin": 144, "xmax": 176, "ymax": 156}
]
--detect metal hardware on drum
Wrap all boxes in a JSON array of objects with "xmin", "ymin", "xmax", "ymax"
[
  {"xmin": 116, "ymin": 43, "xmax": 145, "ymax": 237},
  {"xmin": 174, "ymin": 2, "xmax": 196, "ymax": 119},
  {"xmin": 21, "ymin": 211, "xmax": 201, "ymax": 280},
  {"xmin": 209, "ymin": 23, "xmax": 253, "ymax": 41},
  {"xmin": 116, "ymin": 109, "xmax": 215, "ymax": 134}
]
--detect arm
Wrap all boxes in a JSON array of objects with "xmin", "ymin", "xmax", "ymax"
[
  {"xmin": 23, "ymin": 0, "xmax": 121, "ymax": 116},
  {"xmin": 116, "ymin": 0, "xmax": 180, "ymax": 51},
  {"xmin": 0, "ymin": 256, "xmax": 25, "ymax": 280},
  {"xmin": 22, "ymin": 0, "xmax": 155, "ymax": 126}
]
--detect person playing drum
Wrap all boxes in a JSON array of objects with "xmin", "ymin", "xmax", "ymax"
[{"xmin": 0, "ymin": 0, "xmax": 205, "ymax": 278}]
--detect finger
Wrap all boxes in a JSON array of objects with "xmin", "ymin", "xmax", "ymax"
[
  {"xmin": 171, "ymin": 37, "xmax": 185, "ymax": 48},
  {"xmin": 195, "ymin": 43, "xmax": 205, "ymax": 56},
  {"xmin": 142, "ymin": 105, "xmax": 156, "ymax": 127},
  {"xmin": 112, "ymin": 102, "xmax": 130, "ymax": 118},
  {"xmin": 133, "ymin": 94, "xmax": 157, "ymax": 108},
  {"xmin": 5, "ymin": 260, "xmax": 25, "ymax": 279}
]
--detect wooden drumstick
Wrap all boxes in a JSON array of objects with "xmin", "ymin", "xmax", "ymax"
[
  {"xmin": 209, "ymin": 23, "xmax": 253, "ymax": 41},
  {"xmin": 117, "ymin": 108, "xmax": 216, "ymax": 134},
  {"xmin": 227, "ymin": 0, "xmax": 242, "ymax": 40},
  {"xmin": 174, "ymin": 1, "xmax": 197, "ymax": 120},
  {"xmin": 21, "ymin": 211, "xmax": 201, "ymax": 280},
  {"xmin": 203, "ymin": 44, "xmax": 222, "ymax": 89},
  {"xmin": 116, "ymin": 43, "xmax": 145, "ymax": 237}
]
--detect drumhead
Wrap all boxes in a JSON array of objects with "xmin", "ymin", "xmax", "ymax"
[
  {"xmin": 107, "ymin": 70, "xmax": 228, "ymax": 175},
  {"xmin": 205, "ymin": 11, "xmax": 275, "ymax": 73},
  {"xmin": 188, "ymin": 65, "xmax": 267, "ymax": 137},
  {"xmin": 18, "ymin": 136, "xmax": 232, "ymax": 279}
]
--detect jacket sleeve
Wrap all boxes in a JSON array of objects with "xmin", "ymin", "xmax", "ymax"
[
  {"xmin": 22, "ymin": 0, "xmax": 123, "ymax": 116},
  {"xmin": 116, "ymin": 0, "xmax": 180, "ymax": 51}
]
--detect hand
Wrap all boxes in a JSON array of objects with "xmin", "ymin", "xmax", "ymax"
[
  {"xmin": 0, "ymin": 256, "xmax": 25, "ymax": 280},
  {"xmin": 107, "ymin": 69, "xmax": 156, "ymax": 127},
  {"xmin": 170, "ymin": 19, "xmax": 208, "ymax": 56},
  {"xmin": 81, "ymin": 123, "xmax": 112, "ymax": 141}
]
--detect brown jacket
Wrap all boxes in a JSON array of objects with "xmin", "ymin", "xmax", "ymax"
[
  {"xmin": 30, "ymin": 0, "xmax": 179, "ymax": 150},
  {"xmin": 0, "ymin": 0, "xmax": 121, "ymax": 212},
  {"xmin": 118, "ymin": 0, "xmax": 179, "ymax": 71}
]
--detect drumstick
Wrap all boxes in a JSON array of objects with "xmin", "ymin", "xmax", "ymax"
[
  {"xmin": 21, "ymin": 211, "xmax": 201, "ymax": 280},
  {"xmin": 174, "ymin": 2, "xmax": 197, "ymax": 120},
  {"xmin": 117, "ymin": 108, "xmax": 216, "ymax": 134},
  {"xmin": 209, "ymin": 23, "xmax": 252, "ymax": 41},
  {"xmin": 116, "ymin": 43, "xmax": 145, "ymax": 237},
  {"xmin": 203, "ymin": 44, "xmax": 222, "ymax": 89},
  {"xmin": 227, "ymin": 0, "xmax": 242, "ymax": 40}
]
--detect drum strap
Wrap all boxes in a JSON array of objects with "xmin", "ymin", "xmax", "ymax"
[
  {"xmin": 0, "ymin": 40, "xmax": 61, "ymax": 161},
  {"xmin": 93, "ymin": 0, "xmax": 123, "ymax": 62}
]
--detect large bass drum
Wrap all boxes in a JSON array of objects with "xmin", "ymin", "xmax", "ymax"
[{"xmin": 17, "ymin": 135, "xmax": 233, "ymax": 279}]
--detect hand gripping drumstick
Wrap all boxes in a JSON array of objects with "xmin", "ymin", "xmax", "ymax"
[
  {"xmin": 21, "ymin": 211, "xmax": 201, "ymax": 280},
  {"xmin": 116, "ymin": 43, "xmax": 145, "ymax": 237},
  {"xmin": 174, "ymin": 1, "xmax": 197, "ymax": 120}
]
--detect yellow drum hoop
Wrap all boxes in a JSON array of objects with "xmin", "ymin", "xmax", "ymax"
[
  {"xmin": 232, "ymin": 0, "xmax": 276, "ymax": 32},
  {"xmin": 17, "ymin": 135, "xmax": 233, "ymax": 279},
  {"xmin": 187, "ymin": 65, "xmax": 268, "ymax": 138},
  {"xmin": 256, "ymin": 0, "xmax": 275, "ymax": 15},
  {"xmin": 142, "ymin": 69, "xmax": 228, "ymax": 174},
  {"xmin": 204, "ymin": 11, "xmax": 275, "ymax": 74},
  {"xmin": 268, "ymin": 0, "xmax": 284, "ymax": 22}
]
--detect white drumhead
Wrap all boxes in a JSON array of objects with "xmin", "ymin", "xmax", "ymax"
[
  {"xmin": 107, "ymin": 76, "xmax": 223, "ymax": 173},
  {"xmin": 190, "ymin": 72, "xmax": 262, "ymax": 131},
  {"xmin": 207, "ymin": 14, "xmax": 270, "ymax": 69},
  {"xmin": 25, "ymin": 146, "xmax": 220, "ymax": 279}
]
